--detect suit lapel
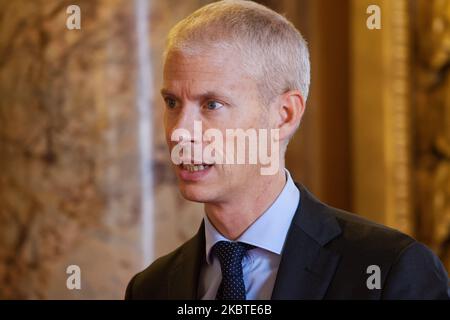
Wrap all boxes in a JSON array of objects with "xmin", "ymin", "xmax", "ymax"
[
  {"xmin": 271, "ymin": 184, "xmax": 342, "ymax": 299},
  {"xmin": 168, "ymin": 221, "xmax": 206, "ymax": 299},
  {"xmin": 166, "ymin": 184, "xmax": 342, "ymax": 299}
]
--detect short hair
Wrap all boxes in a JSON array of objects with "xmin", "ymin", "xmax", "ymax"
[{"xmin": 164, "ymin": 0, "xmax": 311, "ymax": 106}]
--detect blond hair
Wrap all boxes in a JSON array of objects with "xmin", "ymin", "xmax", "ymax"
[{"xmin": 164, "ymin": 0, "xmax": 311, "ymax": 105}]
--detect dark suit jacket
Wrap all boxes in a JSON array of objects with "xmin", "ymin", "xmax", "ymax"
[{"xmin": 125, "ymin": 184, "xmax": 450, "ymax": 299}]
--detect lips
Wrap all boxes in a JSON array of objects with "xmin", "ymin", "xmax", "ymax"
[
  {"xmin": 181, "ymin": 164, "xmax": 212, "ymax": 172},
  {"xmin": 178, "ymin": 163, "xmax": 213, "ymax": 181}
]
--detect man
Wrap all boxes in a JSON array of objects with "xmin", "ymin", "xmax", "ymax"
[{"xmin": 125, "ymin": 0, "xmax": 449, "ymax": 299}]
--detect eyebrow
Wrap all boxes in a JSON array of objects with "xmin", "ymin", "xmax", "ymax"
[
  {"xmin": 160, "ymin": 88, "xmax": 174, "ymax": 97},
  {"xmin": 160, "ymin": 89, "xmax": 231, "ymax": 102}
]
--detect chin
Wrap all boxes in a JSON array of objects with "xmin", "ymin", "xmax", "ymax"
[{"xmin": 178, "ymin": 182, "xmax": 217, "ymax": 203}]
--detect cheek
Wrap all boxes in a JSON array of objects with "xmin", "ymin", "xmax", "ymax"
[
  {"xmin": 163, "ymin": 114, "xmax": 175, "ymax": 142},
  {"xmin": 164, "ymin": 127, "xmax": 171, "ymax": 146},
  {"xmin": 240, "ymin": 106, "xmax": 267, "ymax": 128},
  {"xmin": 163, "ymin": 113, "xmax": 169, "ymax": 133},
  {"xmin": 164, "ymin": 131, "xmax": 178, "ymax": 155}
]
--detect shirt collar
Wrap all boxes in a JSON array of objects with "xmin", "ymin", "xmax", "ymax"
[{"xmin": 204, "ymin": 169, "xmax": 300, "ymax": 264}]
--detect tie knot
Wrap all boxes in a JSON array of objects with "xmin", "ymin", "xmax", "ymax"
[{"xmin": 213, "ymin": 241, "xmax": 254, "ymax": 276}]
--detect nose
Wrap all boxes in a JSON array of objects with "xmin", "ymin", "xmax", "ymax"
[
  {"xmin": 168, "ymin": 103, "xmax": 202, "ymax": 144},
  {"xmin": 167, "ymin": 104, "xmax": 205, "ymax": 164}
]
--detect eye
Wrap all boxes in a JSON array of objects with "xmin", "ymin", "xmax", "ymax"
[
  {"xmin": 164, "ymin": 97, "xmax": 177, "ymax": 109},
  {"xmin": 205, "ymin": 101, "xmax": 224, "ymax": 110}
]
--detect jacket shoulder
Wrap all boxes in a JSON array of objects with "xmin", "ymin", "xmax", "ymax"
[
  {"xmin": 329, "ymin": 206, "xmax": 416, "ymax": 254},
  {"xmin": 323, "ymin": 205, "xmax": 449, "ymax": 299},
  {"xmin": 125, "ymin": 239, "xmax": 188, "ymax": 300},
  {"xmin": 296, "ymin": 183, "xmax": 415, "ymax": 256}
]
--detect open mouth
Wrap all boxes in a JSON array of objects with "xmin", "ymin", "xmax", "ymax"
[{"xmin": 181, "ymin": 164, "xmax": 213, "ymax": 172}]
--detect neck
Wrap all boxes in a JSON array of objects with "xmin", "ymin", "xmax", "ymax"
[{"xmin": 205, "ymin": 169, "xmax": 287, "ymax": 240}]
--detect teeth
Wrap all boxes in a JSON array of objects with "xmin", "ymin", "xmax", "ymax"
[{"xmin": 182, "ymin": 164, "xmax": 211, "ymax": 172}]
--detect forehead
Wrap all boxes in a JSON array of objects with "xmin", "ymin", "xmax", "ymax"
[{"xmin": 162, "ymin": 48, "xmax": 256, "ymax": 95}]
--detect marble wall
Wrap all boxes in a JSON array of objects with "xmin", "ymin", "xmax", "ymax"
[{"xmin": 0, "ymin": 0, "xmax": 208, "ymax": 299}]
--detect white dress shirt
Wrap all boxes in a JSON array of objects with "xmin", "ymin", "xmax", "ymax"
[{"xmin": 198, "ymin": 169, "xmax": 300, "ymax": 299}]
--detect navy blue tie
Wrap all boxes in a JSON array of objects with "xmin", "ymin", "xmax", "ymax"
[{"xmin": 213, "ymin": 241, "xmax": 254, "ymax": 300}]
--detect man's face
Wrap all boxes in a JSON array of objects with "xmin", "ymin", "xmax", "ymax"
[{"xmin": 162, "ymin": 47, "xmax": 275, "ymax": 204}]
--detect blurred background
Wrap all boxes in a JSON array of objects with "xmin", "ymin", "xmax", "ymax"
[{"xmin": 0, "ymin": 0, "xmax": 449, "ymax": 299}]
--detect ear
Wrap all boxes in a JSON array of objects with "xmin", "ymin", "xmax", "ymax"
[{"xmin": 274, "ymin": 90, "xmax": 306, "ymax": 143}]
